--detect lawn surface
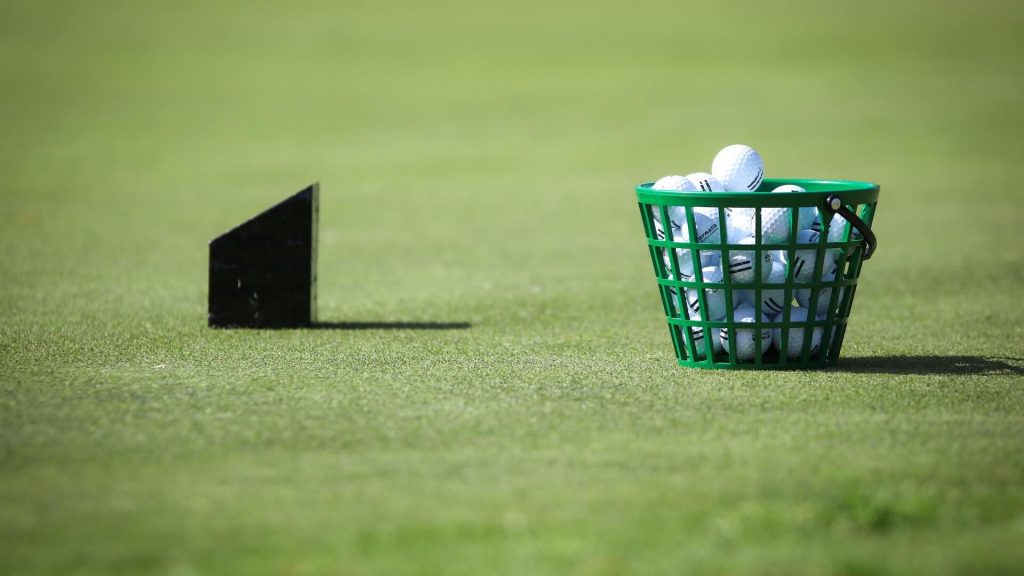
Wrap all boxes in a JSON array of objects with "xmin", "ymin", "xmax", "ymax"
[{"xmin": 2, "ymin": 0, "xmax": 1023, "ymax": 574}]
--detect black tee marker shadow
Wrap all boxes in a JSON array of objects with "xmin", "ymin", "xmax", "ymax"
[
  {"xmin": 308, "ymin": 321, "xmax": 471, "ymax": 331},
  {"xmin": 833, "ymin": 355, "xmax": 1024, "ymax": 376}
]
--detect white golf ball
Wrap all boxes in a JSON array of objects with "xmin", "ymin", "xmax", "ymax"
[
  {"xmin": 686, "ymin": 313, "xmax": 723, "ymax": 360},
  {"xmin": 663, "ymin": 250, "xmax": 694, "ymax": 281},
  {"xmin": 753, "ymin": 206, "xmax": 792, "ymax": 244},
  {"xmin": 727, "ymin": 208, "xmax": 755, "ymax": 239},
  {"xmin": 812, "ymin": 213, "xmax": 863, "ymax": 241},
  {"xmin": 795, "ymin": 286, "xmax": 844, "ymax": 316},
  {"xmin": 700, "ymin": 249, "xmax": 721, "ymax": 268},
  {"xmin": 652, "ymin": 174, "xmax": 698, "ymax": 192},
  {"xmin": 688, "ymin": 208, "xmax": 728, "ymax": 266},
  {"xmin": 648, "ymin": 176, "xmax": 698, "ymax": 245},
  {"xmin": 649, "ymin": 208, "xmax": 670, "ymax": 243},
  {"xmin": 664, "ymin": 283, "xmax": 682, "ymax": 316},
  {"xmin": 756, "ymin": 260, "xmax": 789, "ymax": 318},
  {"xmin": 719, "ymin": 304, "xmax": 773, "ymax": 361},
  {"xmin": 693, "ymin": 206, "xmax": 727, "ymax": 237},
  {"xmin": 668, "ymin": 247, "xmax": 722, "ymax": 280},
  {"xmin": 771, "ymin": 184, "xmax": 804, "ymax": 193},
  {"xmin": 711, "ymin": 144, "xmax": 765, "ymax": 192},
  {"xmin": 684, "ymin": 265, "xmax": 727, "ymax": 320},
  {"xmin": 771, "ymin": 184, "xmax": 817, "ymax": 231},
  {"xmin": 781, "ymin": 229, "xmax": 823, "ymax": 283},
  {"xmin": 795, "ymin": 259, "xmax": 844, "ymax": 316},
  {"xmin": 663, "ymin": 207, "xmax": 720, "ymax": 245},
  {"xmin": 733, "ymin": 289, "xmax": 752, "ymax": 307},
  {"xmin": 650, "ymin": 176, "xmax": 725, "ymax": 244},
  {"xmin": 685, "ymin": 172, "xmax": 725, "ymax": 192},
  {"xmin": 771, "ymin": 307, "xmax": 824, "ymax": 359},
  {"xmin": 726, "ymin": 236, "xmax": 772, "ymax": 284}
]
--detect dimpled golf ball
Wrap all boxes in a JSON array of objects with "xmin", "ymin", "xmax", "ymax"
[
  {"xmin": 711, "ymin": 144, "xmax": 764, "ymax": 192},
  {"xmin": 666, "ymin": 248, "xmax": 707, "ymax": 278},
  {"xmin": 663, "ymin": 250, "xmax": 694, "ymax": 280},
  {"xmin": 733, "ymin": 288, "xmax": 752, "ymax": 307},
  {"xmin": 650, "ymin": 177, "xmax": 723, "ymax": 244},
  {"xmin": 727, "ymin": 207, "xmax": 755, "ymax": 239},
  {"xmin": 756, "ymin": 260, "xmax": 789, "ymax": 318},
  {"xmin": 771, "ymin": 184, "xmax": 817, "ymax": 231},
  {"xmin": 673, "ymin": 244, "xmax": 717, "ymax": 282},
  {"xmin": 649, "ymin": 176, "xmax": 698, "ymax": 243},
  {"xmin": 649, "ymin": 208, "xmax": 670, "ymax": 243},
  {"xmin": 795, "ymin": 285, "xmax": 845, "ymax": 316},
  {"xmin": 688, "ymin": 313, "xmax": 723, "ymax": 359},
  {"xmin": 665, "ymin": 207, "xmax": 721, "ymax": 245},
  {"xmin": 795, "ymin": 259, "xmax": 844, "ymax": 315},
  {"xmin": 693, "ymin": 206, "xmax": 727, "ymax": 238},
  {"xmin": 665, "ymin": 284, "xmax": 682, "ymax": 315},
  {"xmin": 815, "ymin": 213, "xmax": 863, "ymax": 243},
  {"xmin": 697, "ymin": 248, "xmax": 721, "ymax": 269},
  {"xmin": 753, "ymin": 206, "xmax": 792, "ymax": 244},
  {"xmin": 771, "ymin": 307, "xmax": 824, "ymax": 358},
  {"xmin": 781, "ymin": 229, "xmax": 822, "ymax": 283},
  {"xmin": 688, "ymin": 207, "xmax": 727, "ymax": 265},
  {"xmin": 668, "ymin": 246, "xmax": 724, "ymax": 279},
  {"xmin": 652, "ymin": 174, "xmax": 698, "ymax": 192},
  {"xmin": 685, "ymin": 172, "xmax": 725, "ymax": 192},
  {"xmin": 719, "ymin": 304, "xmax": 773, "ymax": 361},
  {"xmin": 693, "ymin": 206, "xmax": 721, "ymax": 220},
  {"xmin": 727, "ymin": 237, "xmax": 772, "ymax": 284},
  {"xmin": 684, "ymin": 265, "xmax": 727, "ymax": 320}
]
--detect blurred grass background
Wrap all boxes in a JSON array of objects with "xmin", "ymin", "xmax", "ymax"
[{"xmin": 2, "ymin": 0, "xmax": 1023, "ymax": 574}]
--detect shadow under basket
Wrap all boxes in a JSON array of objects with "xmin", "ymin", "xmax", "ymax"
[{"xmin": 636, "ymin": 178, "xmax": 880, "ymax": 370}]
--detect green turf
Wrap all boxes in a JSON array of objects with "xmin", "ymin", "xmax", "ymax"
[{"xmin": 2, "ymin": 0, "xmax": 1024, "ymax": 574}]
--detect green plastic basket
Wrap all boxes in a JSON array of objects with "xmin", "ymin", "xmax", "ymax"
[{"xmin": 636, "ymin": 178, "xmax": 880, "ymax": 370}]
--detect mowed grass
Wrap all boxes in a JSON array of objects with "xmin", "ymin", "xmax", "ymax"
[{"xmin": 2, "ymin": 0, "xmax": 1024, "ymax": 574}]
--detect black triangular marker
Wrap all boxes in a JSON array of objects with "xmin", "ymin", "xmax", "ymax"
[{"xmin": 208, "ymin": 184, "xmax": 318, "ymax": 327}]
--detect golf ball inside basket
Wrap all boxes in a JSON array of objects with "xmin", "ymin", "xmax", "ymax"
[
  {"xmin": 816, "ymin": 213, "xmax": 863, "ymax": 243},
  {"xmin": 663, "ymin": 252, "xmax": 694, "ymax": 280},
  {"xmin": 757, "ymin": 260, "xmax": 789, "ymax": 317},
  {"xmin": 771, "ymin": 184, "xmax": 817, "ymax": 231},
  {"xmin": 649, "ymin": 176, "xmax": 700, "ymax": 245},
  {"xmin": 711, "ymin": 145, "xmax": 764, "ymax": 192},
  {"xmin": 795, "ymin": 259, "xmax": 844, "ymax": 316},
  {"xmin": 781, "ymin": 229, "xmax": 822, "ymax": 283},
  {"xmin": 653, "ymin": 174, "xmax": 698, "ymax": 193},
  {"xmin": 771, "ymin": 307, "xmax": 824, "ymax": 358},
  {"xmin": 719, "ymin": 304, "xmax": 773, "ymax": 361},
  {"xmin": 685, "ymin": 172, "xmax": 725, "ymax": 192},
  {"xmin": 727, "ymin": 237, "xmax": 772, "ymax": 284},
  {"xmin": 688, "ymin": 315, "xmax": 723, "ymax": 359},
  {"xmin": 660, "ymin": 206, "xmax": 718, "ymax": 245},
  {"xmin": 693, "ymin": 206, "xmax": 727, "ymax": 238},
  {"xmin": 727, "ymin": 208, "xmax": 755, "ymax": 240},
  {"xmin": 754, "ymin": 206, "xmax": 792, "ymax": 244},
  {"xmin": 684, "ymin": 265, "xmax": 727, "ymax": 320}
]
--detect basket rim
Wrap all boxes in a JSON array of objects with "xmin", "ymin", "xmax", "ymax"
[{"xmin": 636, "ymin": 178, "xmax": 880, "ymax": 207}]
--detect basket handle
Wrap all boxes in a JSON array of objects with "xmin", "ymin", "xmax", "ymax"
[{"xmin": 824, "ymin": 195, "xmax": 877, "ymax": 260}]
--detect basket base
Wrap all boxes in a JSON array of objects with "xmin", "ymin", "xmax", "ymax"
[
  {"xmin": 676, "ymin": 348, "xmax": 842, "ymax": 370},
  {"xmin": 676, "ymin": 359, "xmax": 838, "ymax": 370}
]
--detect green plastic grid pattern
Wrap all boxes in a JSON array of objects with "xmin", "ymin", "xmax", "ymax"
[{"xmin": 636, "ymin": 178, "xmax": 880, "ymax": 370}]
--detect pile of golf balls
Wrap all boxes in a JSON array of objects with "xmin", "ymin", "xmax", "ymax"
[{"xmin": 650, "ymin": 144, "xmax": 852, "ymax": 360}]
